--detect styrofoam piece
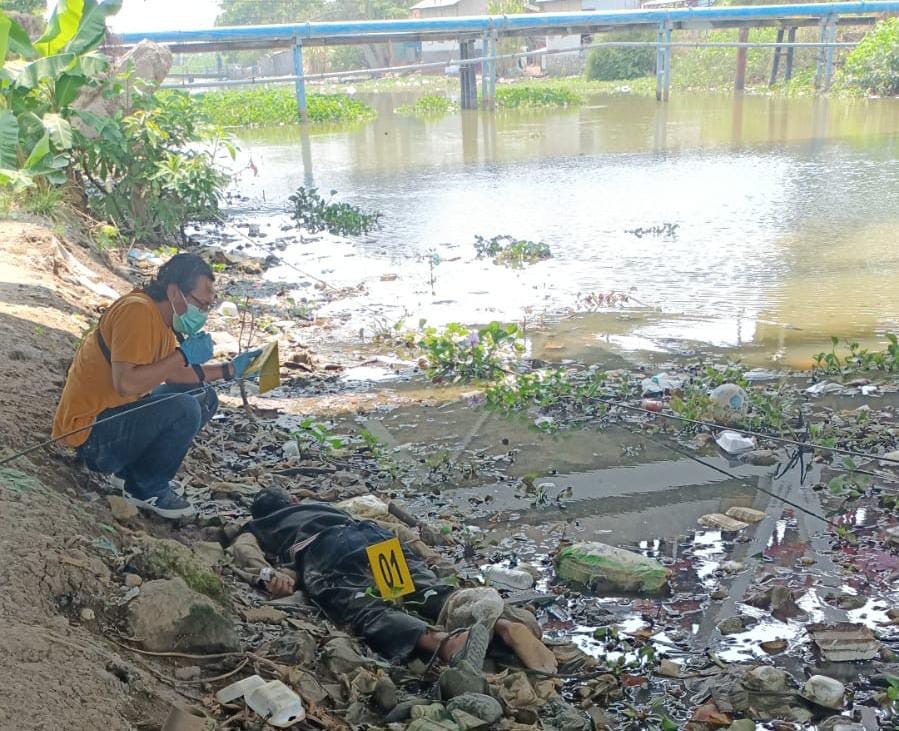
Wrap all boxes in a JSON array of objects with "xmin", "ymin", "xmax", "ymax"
[
  {"xmin": 215, "ymin": 674, "xmax": 266, "ymax": 704},
  {"xmin": 246, "ymin": 680, "xmax": 305, "ymax": 727},
  {"xmin": 715, "ymin": 430, "xmax": 756, "ymax": 454}
]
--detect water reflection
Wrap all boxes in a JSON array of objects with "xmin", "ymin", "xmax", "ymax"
[{"xmin": 221, "ymin": 92, "xmax": 899, "ymax": 367}]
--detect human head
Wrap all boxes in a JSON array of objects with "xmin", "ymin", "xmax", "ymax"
[
  {"xmin": 251, "ymin": 487, "xmax": 295, "ymax": 519},
  {"xmin": 144, "ymin": 253, "xmax": 216, "ymax": 318}
]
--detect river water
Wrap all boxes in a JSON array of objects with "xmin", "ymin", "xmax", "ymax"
[{"xmin": 222, "ymin": 90, "xmax": 899, "ymax": 369}]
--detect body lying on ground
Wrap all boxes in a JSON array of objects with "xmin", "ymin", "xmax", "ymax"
[{"xmin": 230, "ymin": 487, "xmax": 558, "ymax": 674}]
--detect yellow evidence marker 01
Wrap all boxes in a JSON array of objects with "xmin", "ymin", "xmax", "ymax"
[{"xmin": 366, "ymin": 537, "xmax": 416, "ymax": 600}]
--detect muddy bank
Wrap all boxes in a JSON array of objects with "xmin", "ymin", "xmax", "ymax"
[{"xmin": 2, "ymin": 219, "xmax": 898, "ymax": 731}]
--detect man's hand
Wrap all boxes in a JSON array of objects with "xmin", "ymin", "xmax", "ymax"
[{"xmin": 264, "ymin": 572, "xmax": 294, "ymax": 597}]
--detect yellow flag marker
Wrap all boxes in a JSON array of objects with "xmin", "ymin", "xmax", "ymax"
[
  {"xmin": 242, "ymin": 341, "xmax": 280, "ymax": 394},
  {"xmin": 366, "ymin": 537, "xmax": 415, "ymax": 600}
]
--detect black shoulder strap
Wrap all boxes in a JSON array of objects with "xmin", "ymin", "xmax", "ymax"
[{"xmin": 96, "ymin": 327, "xmax": 112, "ymax": 365}]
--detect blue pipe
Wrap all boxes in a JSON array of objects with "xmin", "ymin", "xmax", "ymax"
[{"xmin": 118, "ymin": 1, "xmax": 899, "ymax": 46}]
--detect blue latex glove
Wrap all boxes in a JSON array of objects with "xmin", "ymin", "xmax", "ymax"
[
  {"xmin": 179, "ymin": 333, "xmax": 214, "ymax": 365},
  {"xmin": 232, "ymin": 348, "xmax": 263, "ymax": 379}
]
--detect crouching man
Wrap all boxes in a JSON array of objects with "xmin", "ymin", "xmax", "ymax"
[
  {"xmin": 231, "ymin": 487, "xmax": 558, "ymax": 675},
  {"xmin": 52, "ymin": 254, "xmax": 260, "ymax": 519}
]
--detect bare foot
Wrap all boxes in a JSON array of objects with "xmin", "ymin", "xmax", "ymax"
[
  {"xmin": 440, "ymin": 630, "xmax": 469, "ymax": 662},
  {"xmin": 495, "ymin": 620, "xmax": 558, "ymax": 674}
]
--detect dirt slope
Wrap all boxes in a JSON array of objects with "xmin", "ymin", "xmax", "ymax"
[{"xmin": 0, "ymin": 222, "xmax": 175, "ymax": 729}]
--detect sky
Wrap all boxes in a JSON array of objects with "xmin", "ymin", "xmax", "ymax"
[{"xmin": 85, "ymin": 0, "xmax": 222, "ymax": 34}]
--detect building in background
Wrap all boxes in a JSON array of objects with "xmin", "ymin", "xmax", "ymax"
[
  {"xmin": 411, "ymin": 0, "xmax": 489, "ymax": 65},
  {"xmin": 537, "ymin": 0, "xmax": 641, "ymax": 74}
]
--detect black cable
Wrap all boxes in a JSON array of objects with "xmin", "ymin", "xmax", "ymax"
[
  {"xmin": 623, "ymin": 425, "xmax": 839, "ymax": 527},
  {"xmin": 589, "ymin": 395, "xmax": 899, "ymax": 465}
]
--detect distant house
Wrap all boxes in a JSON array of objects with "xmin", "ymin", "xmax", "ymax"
[
  {"xmin": 411, "ymin": 0, "xmax": 489, "ymax": 64},
  {"xmin": 535, "ymin": 0, "xmax": 642, "ymax": 74}
]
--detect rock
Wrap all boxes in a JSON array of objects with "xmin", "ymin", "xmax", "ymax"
[
  {"xmin": 373, "ymin": 676, "xmax": 397, "ymax": 711},
  {"xmin": 745, "ymin": 585, "xmax": 804, "ymax": 620},
  {"xmin": 282, "ymin": 440, "xmax": 301, "ymax": 459},
  {"xmin": 699, "ymin": 513, "xmax": 749, "ymax": 532},
  {"xmin": 287, "ymin": 668, "xmax": 328, "ymax": 705},
  {"xmin": 450, "ymin": 709, "xmax": 489, "ymax": 731},
  {"xmin": 108, "ymin": 495, "xmax": 139, "ymax": 523},
  {"xmin": 192, "ymin": 541, "xmax": 226, "ymax": 568},
  {"xmin": 718, "ymin": 617, "xmax": 747, "ymax": 636},
  {"xmin": 740, "ymin": 450, "xmax": 779, "ymax": 466},
  {"xmin": 760, "ymin": 639, "xmax": 788, "ymax": 655},
  {"xmin": 802, "ymin": 675, "xmax": 844, "ymax": 709},
  {"xmin": 657, "ymin": 658, "xmax": 682, "ymax": 677},
  {"xmin": 722, "ymin": 560, "xmax": 745, "ymax": 574},
  {"xmin": 131, "ymin": 535, "xmax": 224, "ymax": 599},
  {"xmin": 691, "ymin": 701, "xmax": 732, "ymax": 728},
  {"xmin": 541, "ymin": 698, "xmax": 593, "ymax": 731},
  {"xmin": 406, "ymin": 720, "xmax": 457, "ymax": 731},
  {"xmin": 75, "ymin": 41, "xmax": 172, "ymax": 132},
  {"xmin": 411, "ymin": 703, "xmax": 447, "ymax": 721},
  {"xmin": 744, "ymin": 666, "xmax": 788, "ymax": 693},
  {"xmin": 321, "ymin": 637, "xmax": 374, "ymax": 675},
  {"xmin": 884, "ymin": 525, "xmax": 899, "ymax": 546},
  {"xmin": 129, "ymin": 578, "xmax": 239, "ymax": 653},
  {"xmin": 80, "ymin": 607, "xmax": 95, "ymax": 621},
  {"xmin": 124, "ymin": 573, "xmax": 143, "ymax": 588},
  {"xmin": 174, "ymin": 665, "xmax": 202, "ymax": 681},
  {"xmin": 446, "ymin": 694, "xmax": 502, "ymax": 725},
  {"xmin": 818, "ymin": 717, "xmax": 864, "ymax": 731},
  {"xmin": 554, "ymin": 541, "xmax": 672, "ymax": 595},
  {"xmin": 808, "ymin": 622, "xmax": 881, "ymax": 662},
  {"xmin": 725, "ymin": 506, "xmax": 766, "ymax": 524},
  {"xmin": 270, "ymin": 631, "xmax": 318, "ymax": 667},
  {"xmin": 242, "ymin": 606, "xmax": 287, "ymax": 624},
  {"xmin": 439, "ymin": 661, "xmax": 488, "ymax": 701},
  {"xmin": 825, "ymin": 592, "xmax": 867, "ymax": 611},
  {"xmin": 728, "ymin": 721, "xmax": 756, "ymax": 731}
]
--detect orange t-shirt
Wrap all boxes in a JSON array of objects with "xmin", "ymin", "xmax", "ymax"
[{"xmin": 52, "ymin": 291, "xmax": 178, "ymax": 448}]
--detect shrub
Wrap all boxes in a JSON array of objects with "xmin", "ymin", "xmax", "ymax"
[
  {"xmin": 288, "ymin": 186, "xmax": 381, "ymax": 237},
  {"xmin": 585, "ymin": 32, "xmax": 656, "ymax": 81},
  {"xmin": 840, "ymin": 18, "xmax": 899, "ymax": 96},
  {"xmin": 195, "ymin": 87, "xmax": 376, "ymax": 126},
  {"xmin": 396, "ymin": 95, "xmax": 456, "ymax": 116},
  {"xmin": 418, "ymin": 322, "xmax": 524, "ymax": 382},
  {"xmin": 495, "ymin": 85, "xmax": 582, "ymax": 108},
  {"xmin": 72, "ymin": 90, "xmax": 233, "ymax": 241}
]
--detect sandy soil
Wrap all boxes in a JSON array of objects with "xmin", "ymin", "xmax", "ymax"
[{"xmin": 0, "ymin": 222, "xmax": 176, "ymax": 729}]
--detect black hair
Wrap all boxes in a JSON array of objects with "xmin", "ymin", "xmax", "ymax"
[
  {"xmin": 144, "ymin": 253, "xmax": 215, "ymax": 302},
  {"xmin": 251, "ymin": 487, "xmax": 294, "ymax": 520}
]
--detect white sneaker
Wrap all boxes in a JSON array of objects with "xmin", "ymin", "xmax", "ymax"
[
  {"xmin": 109, "ymin": 476, "xmax": 185, "ymax": 496},
  {"xmin": 123, "ymin": 490, "xmax": 197, "ymax": 520}
]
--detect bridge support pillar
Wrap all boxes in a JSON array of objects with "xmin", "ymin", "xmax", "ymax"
[
  {"xmin": 655, "ymin": 21, "xmax": 672, "ymax": 102},
  {"xmin": 293, "ymin": 37, "xmax": 308, "ymax": 122},
  {"xmin": 769, "ymin": 26, "xmax": 785, "ymax": 86},
  {"xmin": 460, "ymin": 39, "xmax": 478, "ymax": 109},
  {"xmin": 735, "ymin": 27, "xmax": 749, "ymax": 92},
  {"xmin": 481, "ymin": 32, "xmax": 497, "ymax": 110},
  {"xmin": 815, "ymin": 14, "xmax": 837, "ymax": 92},
  {"xmin": 783, "ymin": 26, "xmax": 798, "ymax": 82}
]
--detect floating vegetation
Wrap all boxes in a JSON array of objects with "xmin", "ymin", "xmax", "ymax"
[
  {"xmin": 417, "ymin": 321, "xmax": 524, "ymax": 382},
  {"xmin": 474, "ymin": 234, "xmax": 552, "ymax": 267},
  {"xmin": 395, "ymin": 95, "xmax": 457, "ymax": 117},
  {"xmin": 812, "ymin": 334, "xmax": 899, "ymax": 375},
  {"xmin": 624, "ymin": 223, "xmax": 679, "ymax": 238},
  {"xmin": 495, "ymin": 84, "xmax": 583, "ymax": 109},
  {"xmin": 195, "ymin": 88, "xmax": 376, "ymax": 126},
  {"xmin": 288, "ymin": 186, "xmax": 382, "ymax": 237}
]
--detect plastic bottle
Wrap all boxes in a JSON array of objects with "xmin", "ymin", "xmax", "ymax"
[
  {"xmin": 483, "ymin": 564, "xmax": 535, "ymax": 590},
  {"xmin": 246, "ymin": 680, "xmax": 305, "ymax": 727}
]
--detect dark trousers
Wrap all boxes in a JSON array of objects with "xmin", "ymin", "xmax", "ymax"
[
  {"xmin": 300, "ymin": 521, "xmax": 455, "ymax": 661},
  {"xmin": 77, "ymin": 383, "xmax": 217, "ymax": 499}
]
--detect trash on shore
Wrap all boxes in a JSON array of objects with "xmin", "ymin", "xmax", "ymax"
[{"xmin": 554, "ymin": 541, "xmax": 672, "ymax": 595}]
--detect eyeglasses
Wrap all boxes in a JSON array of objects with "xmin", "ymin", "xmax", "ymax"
[{"xmin": 184, "ymin": 291, "xmax": 215, "ymax": 313}]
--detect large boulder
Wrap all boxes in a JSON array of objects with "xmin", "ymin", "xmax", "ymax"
[
  {"xmin": 129, "ymin": 578, "xmax": 239, "ymax": 653},
  {"xmin": 129, "ymin": 535, "xmax": 224, "ymax": 599},
  {"xmin": 555, "ymin": 542, "xmax": 671, "ymax": 595}
]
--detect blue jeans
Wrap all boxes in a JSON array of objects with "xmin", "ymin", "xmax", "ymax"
[{"xmin": 77, "ymin": 383, "xmax": 218, "ymax": 499}]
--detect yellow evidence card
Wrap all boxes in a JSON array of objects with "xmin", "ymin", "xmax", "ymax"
[
  {"xmin": 366, "ymin": 537, "xmax": 416, "ymax": 600},
  {"xmin": 242, "ymin": 341, "xmax": 280, "ymax": 394}
]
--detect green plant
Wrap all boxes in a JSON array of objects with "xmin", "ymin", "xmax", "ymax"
[
  {"xmin": 92, "ymin": 222, "xmax": 118, "ymax": 249},
  {"xmin": 474, "ymin": 234, "xmax": 551, "ymax": 267},
  {"xmin": 72, "ymin": 88, "xmax": 233, "ymax": 240},
  {"xmin": 292, "ymin": 418, "xmax": 344, "ymax": 458},
  {"xmin": 195, "ymin": 87, "xmax": 376, "ymax": 126},
  {"xmin": 585, "ymin": 32, "xmax": 656, "ymax": 81},
  {"xmin": 495, "ymin": 84, "xmax": 582, "ymax": 109},
  {"xmin": 840, "ymin": 18, "xmax": 899, "ymax": 96},
  {"xmin": 418, "ymin": 321, "xmax": 524, "ymax": 382},
  {"xmin": 0, "ymin": 0, "xmax": 122, "ymax": 191},
  {"xmin": 395, "ymin": 94, "xmax": 456, "ymax": 117},
  {"xmin": 288, "ymin": 185, "xmax": 381, "ymax": 237},
  {"xmin": 813, "ymin": 334, "xmax": 899, "ymax": 375},
  {"xmin": 827, "ymin": 456, "xmax": 870, "ymax": 500}
]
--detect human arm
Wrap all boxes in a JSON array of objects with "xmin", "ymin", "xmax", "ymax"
[{"xmin": 230, "ymin": 532, "xmax": 296, "ymax": 597}]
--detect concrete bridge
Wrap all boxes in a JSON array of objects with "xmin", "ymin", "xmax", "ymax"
[{"xmin": 118, "ymin": 1, "xmax": 899, "ymax": 116}]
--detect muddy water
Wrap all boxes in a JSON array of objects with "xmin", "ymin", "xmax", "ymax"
[{"xmin": 222, "ymin": 91, "xmax": 899, "ymax": 369}]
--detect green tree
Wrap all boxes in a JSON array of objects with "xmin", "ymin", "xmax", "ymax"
[
  {"xmin": 216, "ymin": 0, "xmax": 325, "ymax": 26},
  {"xmin": 840, "ymin": 18, "xmax": 899, "ymax": 96}
]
